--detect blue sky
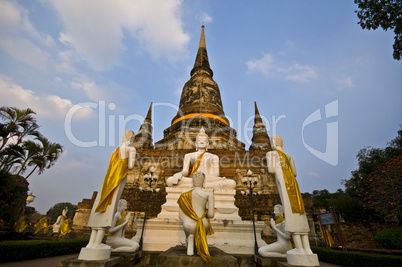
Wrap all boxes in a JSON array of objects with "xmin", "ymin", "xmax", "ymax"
[{"xmin": 0, "ymin": 0, "xmax": 401, "ymax": 214}]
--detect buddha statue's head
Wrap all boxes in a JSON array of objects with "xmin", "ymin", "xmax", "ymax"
[
  {"xmin": 192, "ymin": 171, "xmax": 206, "ymax": 187},
  {"xmin": 117, "ymin": 199, "xmax": 128, "ymax": 212},
  {"xmin": 274, "ymin": 204, "xmax": 284, "ymax": 218},
  {"xmin": 195, "ymin": 127, "xmax": 209, "ymax": 151},
  {"xmin": 62, "ymin": 207, "xmax": 68, "ymax": 216},
  {"xmin": 270, "ymin": 135, "xmax": 283, "ymax": 150},
  {"xmin": 122, "ymin": 130, "xmax": 135, "ymax": 145}
]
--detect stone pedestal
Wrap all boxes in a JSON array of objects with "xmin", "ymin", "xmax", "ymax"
[
  {"xmin": 286, "ymin": 253, "xmax": 319, "ymax": 267},
  {"xmin": 110, "ymin": 250, "xmax": 144, "ymax": 267},
  {"xmin": 156, "ymin": 245, "xmax": 238, "ymax": 267},
  {"xmin": 254, "ymin": 255, "xmax": 287, "ymax": 267},
  {"xmin": 59, "ymin": 257, "xmax": 120, "ymax": 267},
  {"xmin": 78, "ymin": 247, "xmax": 111, "ymax": 261},
  {"xmin": 132, "ymin": 187, "xmax": 267, "ymax": 254}
]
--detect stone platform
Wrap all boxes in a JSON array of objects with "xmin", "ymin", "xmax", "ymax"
[
  {"xmin": 156, "ymin": 245, "xmax": 238, "ymax": 267},
  {"xmin": 132, "ymin": 187, "xmax": 267, "ymax": 254},
  {"xmin": 111, "ymin": 251, "xmax": 144, "ymax": 267},
  {"xmin": 254, "ymin": 255, "xmax": 286, "ymax": 267},
  {"xmin": 133, "ymin": 216, "xmax": 266, "ymax": 254},
  {"xmin": 59, "ymin": 256, "xmax": 121, "ymax": 267}
]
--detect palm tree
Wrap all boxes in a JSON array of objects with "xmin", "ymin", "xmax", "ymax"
[
  {"xmin": 24, "ymin": 135, "xmax": 63, "ymax": 180},
  {"xmin": 0, "ymin": 107, "xmax": 39, "ymax": 151},
  {"xmin": 15, "ymin": 140, "xmax": 43, "ymax": 177},
  {"xmin": 0, "ymin": 107, "xmax": 63, "ymax": 179},
  {"xmin": 0, "ymin": 144, "xmax": 24, "ymax": 173}
]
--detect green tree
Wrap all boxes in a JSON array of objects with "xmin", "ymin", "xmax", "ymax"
[
  {"xmin": 363, "ymin": 155, "xmax": 401, "ymax": 223},
  {"xmin": 0, "ymin": 106, "xmax": 63, "ymax": 225},
  {"xmin": 0, "ymin": 171, "xmax": 29, "ymax": 226},
  {"xmin": 311, "ymin": 189, "xmax": 364, "ymax": 222},
  {"xmin": 343, "ymin": 128, "xmax": 402, "ymax": 222},
  {"xmin": 0, "ymin": 107, "xmax": 63, "ymax": 180},
  {"xmin": 0, "ymin": 107, "xmax": 39, "ymax": 150},
  {"xmin": 355, "ymin": 0, "xmax": 402, "ymax": 60},
  {"xmin": 21, "ymin": 136, "xmax": 63, "ymax": 179}
]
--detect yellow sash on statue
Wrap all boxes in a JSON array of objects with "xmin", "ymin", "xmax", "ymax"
[
  {"xmin": 14, "ymin": 216, "xmax": 27, "ymax": 233},
  {"xmin": 59, "ymin": 215, "xmax": 71, "ymax": 238},
  {"xmin": 277, "ymin": 150, "xmax": 305, "ymax": 215},
  {"xmin": 189, "ymin": 152, "xmax": 206, "ymax": 177},
  {"xmin": 95, "ymin": 147, "xmax": 128, "ymax": 213},
  {"xmin": 108, "ymin": 215, "xmax": 126, "ymax": 236},
  {"xmin": 34, "ymin": 217, "xmax": 50, "ymax": 234},
  {"xmin": 275, "ymin": 216, "xmax": 285, "ymax": 224},
  {"xmin": 177, "ymin": 189, "xmax": 214, "ymax": 265}
]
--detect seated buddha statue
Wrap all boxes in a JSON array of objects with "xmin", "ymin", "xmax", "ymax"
[{"xmin": 166, "ymin": 128, "xmax": 236, "ymax": 190}]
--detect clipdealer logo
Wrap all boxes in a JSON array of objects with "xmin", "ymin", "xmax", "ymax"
[{"xmin": 302, "ymin": 100, "xmax": 338, "ymax": 166}]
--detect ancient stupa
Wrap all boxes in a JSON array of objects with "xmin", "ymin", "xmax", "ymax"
[{"xmin": 72, "ymin": 26, "xmax": 314, "ymax": 254}]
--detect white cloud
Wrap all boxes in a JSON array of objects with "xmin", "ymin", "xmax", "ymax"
[
  {"xmin": 335, "ymin": 76, "xmax": 355, "ymax": 89},
  {"xmin": 0, "ymin": 0, "xmax": 55, "ymax": 71},
  {"xmin": 0, "ymin": 74, "xmax": 93, "ymax": 120},
  {"xmin": 0, "ymin": 37, "xmax": 50, "ymax": 71},
  {"xmin": 70, "ymin": 75, "xmax": 127, "ymax": 102},
  {"xmin": 196, "ymin": 12, "xmax": 213, "ymax": 24},
  {"xmin": 0, "ymin": 0, "xmax": 53, "ymax": 45},
  {"xmin": 284, "ymin": 63, "xmax": 317, "ymax": 83},
  {"xmin": 246, "ymin": 53, "xmax": 317, "ymax": 83},
  {"xmin": 246, "ymin": 53, "xmax": 275, "ymax": 76},
  {"xmin": 308, "ymin": 172, "xmax": 321, "ymax": 178},
  {"xmin": 48, "ymin": 0, "xmax": 190, "ymax": 71},
  {"xmin": 55, "ymin": 50, "xmax": 78, "ymax": 74}
]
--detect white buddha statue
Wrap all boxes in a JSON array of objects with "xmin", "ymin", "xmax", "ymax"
[
  {"xmin": 52, "ymin": 207, "xmax": 68, "ymax": 234},
  {"xmin": 258, "ymin": 204, "xmax": 293, "ymax": 257},
  {"xmin": 266, "ymin": 135, "xmax": 313, "ymax": 256},
  {"xmin": 106, "ymin": 199, "xmax": 139, "ymax": 252},
  {"xmin": 166, "ymin": 128, "xmax": 236, "ymax": 190},
  {"xmin": 178, "ymin": 171, "xmax": 215, "ymax": 264},
  {"xmin": 84, "ymin": 130, "xmax": 136, "ymax": 250}
]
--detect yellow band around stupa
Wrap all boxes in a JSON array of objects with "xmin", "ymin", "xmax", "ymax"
[{"xmin": 172, "ymin": 113, "xmax": 229, "ymax": 126}]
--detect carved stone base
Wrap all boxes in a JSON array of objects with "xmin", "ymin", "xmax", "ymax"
[
  {"xmin": 254, "ymin": 255, "xmax": 287, "ymax": 267},
  {"xmin": 78, "ymin": 247, "xmax": 111, "ymax": 261},
  {"xmin": 156, "ymin": 245, "xmax": 238, "ymax": 267},
  {"xmin": 286, "ymin": 252, "xmax": 319, "ymax": 266},
  {"xmin": 110, "ymin": 250, "xmax": 144, "ymax": 266},
  {"xmin": 133, "ymin": 186, "xmax": 266, "ymax": 254},
  {"xmin": 60, "ymin": 256, "xmax": 120, "ymax": 267},
  {"xmin": 133, "ymin": 216, "xmax": 267, "ymax": 254}
]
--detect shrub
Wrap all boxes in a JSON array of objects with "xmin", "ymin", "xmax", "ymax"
[
  {"xmin": 0, "ymin": 238, "xmax": 88, "ymax": 263},
  {"xmin": 312, "ymin": 246, "xmax": 402, "ymax": 267},
  {"xmin": 375, "ymin": 228, "xmax": 402, "ymax": 249}
]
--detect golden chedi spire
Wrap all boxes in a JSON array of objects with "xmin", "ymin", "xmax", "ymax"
[
  {"xmin": 155, "ymin": 26, "xmax": 244, "ymax": 150},
  {"xmin": 171, "ymin": 25, "xmax": 228, "ymax": 126}
]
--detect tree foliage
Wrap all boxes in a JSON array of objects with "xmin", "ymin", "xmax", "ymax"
[
  {"xmin": 355, "ymin": 0, "xmax": 402, "ymax": 60},
  {"xmin": 0, "ymin": 171, "xmax": 28, "ymax": 225},
  {"xmin": 311, "ymin": 189, "xmax": 364, "ymax": 222},
  {"xmin": 0, "ymin": 107, "xmax": 63, "ymax": 179},
  {"xmin": 313, "ymin": 128, "xmax": 402, "ymax": 223},
  {"xmin": 343, "ymin": 127, "xmax": 402, "ymax": 223},
  {"xmin": 0, "ymin": 106, "xmax": 63, "ymax": 225},
  {"xmin": 363, "ymin": 155, "xmax": 401, "ymax": 223}
]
